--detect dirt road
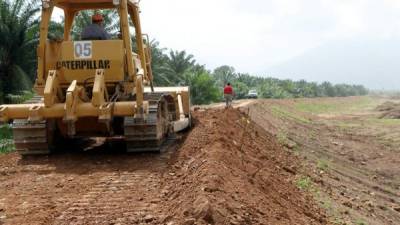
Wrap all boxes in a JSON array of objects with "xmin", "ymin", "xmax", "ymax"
[{"xmin": 0, "ymin": 108, "xmax": 327, "ymax": 225}]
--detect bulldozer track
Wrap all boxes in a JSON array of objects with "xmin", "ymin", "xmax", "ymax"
[
  {"xmin": 12, "ymin": 96, "xmax": 54, "ymax": 155},
  {"xmin": 124, "ymin": 93, "xmax": 174, "ymax": 152},
  {"xmin": 54, "ymin": 171, "xmax": 165, "ymax": 225},
  {"xmin": 53, "ymin": 151, "xmax": 174, "ymax": 225}
]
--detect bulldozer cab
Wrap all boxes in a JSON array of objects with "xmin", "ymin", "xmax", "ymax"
[{"xmin": 37, "ymin": 0, "xmax": 151, "ymax": 89}]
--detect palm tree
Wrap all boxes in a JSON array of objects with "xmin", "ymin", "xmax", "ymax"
[
  {"xmin": 212, "ymin": 65, "xmax": 237, "ymax": 87},
  {"xmin": 0, "ymin": 0, "xmax": 40, "ymax": 103},
  {"xmin": 163, "ymin": 50, "xmax": 195, "ymax": 85},
  {"xmin": 146, "ymin": 40, "xmax": 171, "ymax": 85}
]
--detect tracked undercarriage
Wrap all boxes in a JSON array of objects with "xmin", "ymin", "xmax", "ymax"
[
  {"xmin": 10, "ymin": 91, "xmax": 187, "ymax": 155},
  {"xmin": 12, "ymin": 119, "xmax": 55, "ymax": 155},
  {"xmin": 124, "ymin": 93, "xmax": 175, "ymax": 152},
  {"xmin": 12, "ymin": 96, "xmax": 55, "ymax": 155}
]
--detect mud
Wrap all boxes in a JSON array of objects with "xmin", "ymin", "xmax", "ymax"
[{"xmin": 0, "ymin": 108, "xmax": 327, "ymax": 225}]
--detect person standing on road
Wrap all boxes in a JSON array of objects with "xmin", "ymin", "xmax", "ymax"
[
  {"xmin": 224, "ymin": 83, "xmax": 234, "ymax": 108},
  {"xmin": 81, "ymin": 13, "xmax": 111, "ymax": 40}
]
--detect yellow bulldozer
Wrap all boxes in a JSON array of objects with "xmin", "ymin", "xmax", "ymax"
[{"xmin": 0, "ymin": 0, "xmax": 191, "ymax": 154}]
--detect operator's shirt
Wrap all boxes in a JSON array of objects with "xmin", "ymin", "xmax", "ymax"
[
  {"xmin": 224, "ymin": 86, "xmax": 233, "ymax": 95},
  {"xmin": 81, "ymin": 24, "xmax": 111, "ymax": 40}
]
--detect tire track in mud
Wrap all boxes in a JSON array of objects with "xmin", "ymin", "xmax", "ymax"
[
  {"xmin": 54, "ymin": 171, "xmax": 164, "ymax": 225},
  {"xmin": 53, "ymin": 151, "xmax": 175, "ymax": 225}
]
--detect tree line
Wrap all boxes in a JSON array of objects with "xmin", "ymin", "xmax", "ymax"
[{"xmin": 0, "ymin": 0, "xmax": 368, "ymax": 105}]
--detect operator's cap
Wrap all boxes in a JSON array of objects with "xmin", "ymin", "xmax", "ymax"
[{"xmin": 92, "ymin": 13, "xmax": 104, "ymax": 22}]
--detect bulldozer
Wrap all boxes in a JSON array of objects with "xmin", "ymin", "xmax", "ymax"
[{"xmin": 0, "ymin": 0, "xmax": 191, "ymax": 154}]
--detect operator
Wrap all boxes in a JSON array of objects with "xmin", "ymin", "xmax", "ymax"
[
  {"xmin": 81, "ymin": 13, "xmax": 111, "ymax": 40},
  {"xmin": 223, "ymin": 83, "xmax": 234, "ymax": 108}
]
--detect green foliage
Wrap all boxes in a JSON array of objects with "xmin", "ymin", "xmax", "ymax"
[
  {"xmin": 0, "ymin": 124, "xmax": 12, "ymax": 139},
  {"xmin": 277, "ymin": 131, "xmax": 289, "ymax": 145},
  {"xmin": 317, "ymin": 159, "xmax": 329, "ymax": 171},
  {"xmin": 0, "ymin": 124, "xmax": 14, "ymax": 154},
  {"xmin": 270, "ymin": 106, "xmax": 311, "ymax": 124},
  {"xmin": 213, "ymin": 65, "xmax": 237, "ymax": 87},
  {"xmin": 5, "ymin": 90, "xmax": 34, "ymax": 103},
  {"xmin": 294, "ymin": 96, "xmax": 374, "ymax": 114},
  {"xmin": 149, "ymin": 40, "xmax": 170, "ymax": 85},
  {"xmin": 296, "ymin": 176, "xmax": 312, "ymax": 190},
  {"xmin": 355, "ymin": 219, "xmax": 368, "ymax": 225},
  {"xmin": 258, "ymin": 78, "xmax": 291, "ymax": 99},
  {"xmin": 164, "ymin": 50, "xmax": 196, "ymax": 85},
  {"xmin": 148, "ymin": 43, "xmax": 220, "ymax": 105},
  {"xmin": 232, "ymin": 81, "xmax": 249, "ymax": 99},
  {"xmin": 0, "ymin": 0, "xmax": 39, "ymax": 103},
  {"xmin": 186, "ymin": 71, "xmax": 221, "ymax": 105},
  {"xmin": 0, "ymin": 139, "xmax": 14, "ymax": 154},
  {"xmin": 47, "ymin": 21, "xmax": 65, "ymax": 40}
]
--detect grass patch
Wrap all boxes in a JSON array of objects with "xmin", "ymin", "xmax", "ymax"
[
  {"xmin": 317, "ymin": 159, "xmax": 329, "ymax": 171},
  {"xmin": 5, "ymin": 90, "xmax": 34, "ymax": 104},
  {"xmin": 270, "ymin": 105, "xmax": 311, "ymax": 124},
  {"xmin": 277, "ymin": 131, "xmax": 288, "ymax": 145},
  {"xmin": 0, "ymin": 124, "xmax": 13, "ymax": 139},
  {"xmin": 276, "ymin": 130, "xmax": 300, "ymax": 154},
  {"xmin": 0, "ymin": 124, "xmax": 14, "ymax": 154},
  {"xmin": 296, "ymin": 176, "xmax": 312, "ymax": 190},
  {"xmin": 320, "ymin": 197, "xmax": 332, "ymax": 210},
  {"xmin": 331, "ymin": 218, "xmax": 345, "ymax": 225},
  {"xmin": 355, "ymin": 219, "xmax": 368, "ymax": 225},
  {"xmin": 295, "ymin": 102, "xmax": 342, "ymax": 114},
  {"xmin": 296, "ymin": 175, "xmax": 347, "ymax": 224},
  {"xmin": 0, "ymin": 139, "xmax": 14, "ymax": 154},
  {"xmin": 294, "ymin": 97, "xmax": 375, "ymax": 114},
  {"xmin": 292, "ymin": 145, "xmax": 301, "ymax": 156},
  {"xmin": 312, "ymin": 187, "xmax": 347, "ymax": 225},
  {"xmin": 366, "ymin": 118, "xmax": 400, "ymax": 126}
]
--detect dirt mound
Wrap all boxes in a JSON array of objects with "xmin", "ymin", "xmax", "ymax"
[
  {"xmin": 162, "ymin": 108, "xmax": 327, "ymax": 225},
  {"xmin": 376, "ymin": 101, "xmax": 400, "ymax": 119}
]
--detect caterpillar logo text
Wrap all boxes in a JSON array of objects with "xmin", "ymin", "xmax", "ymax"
[{"xmin": 56, "ymin": 60, "xmax": 111, "ymax": 70}]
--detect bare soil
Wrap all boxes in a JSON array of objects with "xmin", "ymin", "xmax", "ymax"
[
  {"xmin": 0, "ymin": 108, "xmax": 328, "ymax": 225},
  {"xmin": 246, "ymin": 97, "xmax": 400, "ymax": 225},
  {"xmin": 376, "ymin": 101, "xmax": 400, "ymax": 119}
]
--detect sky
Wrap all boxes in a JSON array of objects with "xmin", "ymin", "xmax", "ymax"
[
  {"xmin": 138, "ymin": 0, "xmax": 400, "ymax": 74},
  {"xmin": 53, "ymin": 0, "xmax": 400, "ymax": 86}
]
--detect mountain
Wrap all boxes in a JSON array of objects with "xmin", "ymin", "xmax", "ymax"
[{"xmin": 265, "ymin": 39, "xmax": 400, "ymax": 90}]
